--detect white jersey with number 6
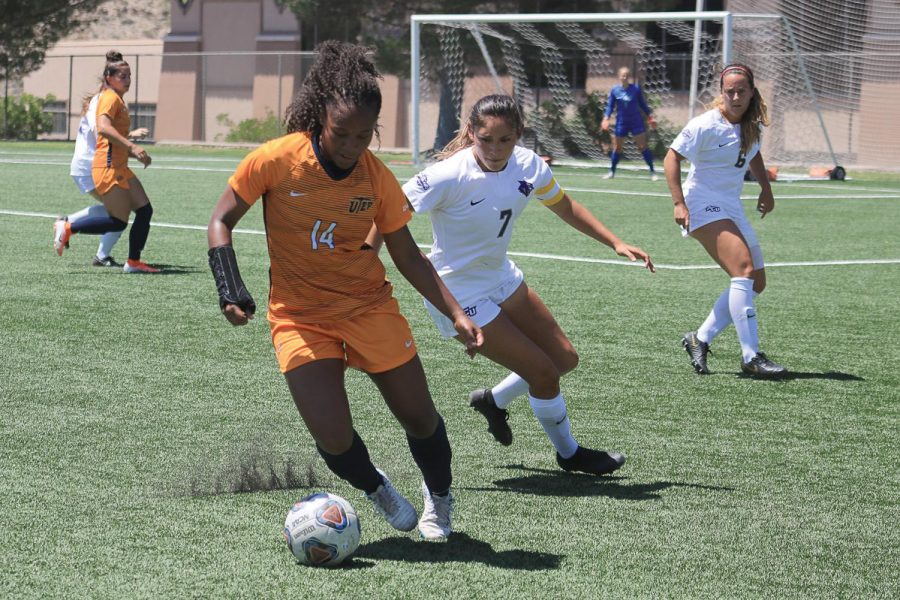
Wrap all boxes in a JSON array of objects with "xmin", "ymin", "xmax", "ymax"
[
  {"xmin": 403, "ymin": 145, "xmax": 564, "ymax": 296},
  {"xmin": 669, "ymin": 108, "xmax": 761, "ymax": 210}
]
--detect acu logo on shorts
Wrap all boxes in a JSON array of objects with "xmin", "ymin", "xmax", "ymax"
[{"xmin": 349, "ymin": 197, "xmax": 373, "ymax": 213}]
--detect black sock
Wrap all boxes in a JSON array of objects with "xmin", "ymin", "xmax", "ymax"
[
  {"xmin": 407, "ymin": 415, "xmax": 452, "ymax": 496},
  {"xmin": 316, "ymin": 431, "xmax": 382, "ymax": 494},
  {"xmin": 71, "ymin": 215, "xmax": 127, "ymax": 235},
  {"xmin": 128, "ymin": 203, "xmax": 153, "ymax": 261}
]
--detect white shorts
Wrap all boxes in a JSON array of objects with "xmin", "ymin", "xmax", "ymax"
[
  {"xmin": 682, "ymin": 198, "xmax": 765, "ymax": 270},
  {"xmin": 424, "ymin": 261, "xmax": 525, "ymax": 337},
  {"xmin": 72, "ymin": 175, "xmax": 96, "ymax": 194}
]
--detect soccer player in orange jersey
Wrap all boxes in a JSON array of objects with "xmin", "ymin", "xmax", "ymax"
[
  {"xmin": 207, "ymin": 41, "xmax": 482, "ymax": 541},
  {"xmin": 53, "ymin": 51, "xmax": 159, "ymax": 273}
]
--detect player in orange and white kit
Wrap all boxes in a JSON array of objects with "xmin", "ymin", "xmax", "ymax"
[
  {"xmin": 207, "ymin": 41, "xmax": 482, "ymax": 541},
  {"xmin": 53, "ymin": 50, "xmax": 158, "ymax": 273}
]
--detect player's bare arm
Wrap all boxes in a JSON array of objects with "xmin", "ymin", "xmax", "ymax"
[
  {"xmin": 547, "ymin": 194, "xmax": 655, "ymax": 272},
  {"xmin": 382, "ymin": 225, "xmax": 483, "ymax": 356},
  {"xmin": 748, "ymin": 153, "xmax": 775, "ymax": 218},
  {"xmin": 97, "ymin": 113, "xmax": 150, "ymax": 167},
  {"xmin": 665, "ymin": 148, "xmax": 690, "ymax": 230}
]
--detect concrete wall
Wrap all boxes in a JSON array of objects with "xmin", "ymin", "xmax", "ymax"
[{"xmin": 155, "ymin": 0, "xmax": 306, "ymax": 142}]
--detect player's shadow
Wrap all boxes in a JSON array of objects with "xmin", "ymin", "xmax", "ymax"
[
  {"xmin": 133, "ymin": 263, "xmax": 203, "ymax": 275},
  {"xmin": 461, "ymin": 464, "xmax": 733, "ymax": 501},
  {"xmin": 351, "ymin": 532, "xmax": 562, "ymax": 570},
  {"xmin": 736, "ymin": 370, "xmax": 864, "ymax": 382},
  {"xmin": 68, "ymin": 263, "xmax": 202, "ymax": 276}
]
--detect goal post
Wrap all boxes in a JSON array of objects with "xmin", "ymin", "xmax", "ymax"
[{"xmin": 409, "ymin": 11, "xmax": 843, "ymax": 176}]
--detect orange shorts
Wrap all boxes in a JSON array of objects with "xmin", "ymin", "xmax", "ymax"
[
  {"xmin": 269, "ymin": 298, "xmax": 418, "ymax": 374},
  {"xmin": 92, "ymin": 166, "xmax": 135, "ymax": 195}
]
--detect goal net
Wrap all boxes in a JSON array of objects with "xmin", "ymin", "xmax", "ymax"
[
  {"xmin": 728, "ymin": 0, "xmax": 900, "ymax": 173},
  {"xmin": 410, "ymin": 11, "xmax": 860, "ymax": 174}
]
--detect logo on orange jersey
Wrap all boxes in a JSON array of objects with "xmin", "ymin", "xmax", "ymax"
[{"xmin": 349, "ymin": 197, "xmax": 373, "ymax": 213}]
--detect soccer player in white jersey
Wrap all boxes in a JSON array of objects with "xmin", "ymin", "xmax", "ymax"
[
  {"xmin": 402, "ymin": 94, "xmax": 654, "ymax": 476},
  {"xmin": 61, "ymin": 63, "xmax": 148, "ymax": 266},
  {"xmin": 664, "ymin": 64, "xmax": 787, "ymax": 379}
]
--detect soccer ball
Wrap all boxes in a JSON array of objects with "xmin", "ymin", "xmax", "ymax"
[{"xmin": 283, "ymin": 492, "xmax": 361, "ymax": 567}]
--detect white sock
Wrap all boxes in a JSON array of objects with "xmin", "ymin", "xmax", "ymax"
[
  {"xmin": 697, "ymin": 287, "xmax": 730, "ymax": 344},
  {"xmin": 528, "ymin": 393, "xmax": 578, "ymax": 459},
  {"xmin": 66, "ymin": 206, "xmax": 94, "ymax": 223},
  {"xmin": 491, "ymin": 373, "xmax": 529, "ymax": 409},
  {"xmin": 97, "ymin": 230, "xmax": 123, "ymax": 259},
  {"xmin": 729, "ymin": 277, "xmax": 760, "ymax": 362},
  {"xmin": 698, "ymin": 288, "xmax": 760, "ymax": 345}
]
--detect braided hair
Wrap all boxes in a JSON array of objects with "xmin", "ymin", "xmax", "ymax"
[{"xmin": 284, "ymin": 41, "xmax": 382, "ymax": 136}]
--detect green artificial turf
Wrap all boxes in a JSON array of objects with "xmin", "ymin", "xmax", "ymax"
[{"xmin": 1, "ymin": 141, "xmax": 897, "ymax": 598}]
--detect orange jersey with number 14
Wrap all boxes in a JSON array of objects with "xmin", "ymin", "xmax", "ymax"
[{"xmin": 228, "ymin": 131, "xmax": 411, "ymax": 323}]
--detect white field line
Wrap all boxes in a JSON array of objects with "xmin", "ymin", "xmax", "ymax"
[
  {"xmin": 2, "ymin": 158, "xmax": 897, "ymax": 201},
  {"xmin": 0, "ymin": 158, "xmax": 235, "ymax": 173},
  {"xmin": 4, "ymin": 209, "xmax": 898, "ymax": 271},
  {"xmin": 565, "ymin": 186, "xmax": 900, "ymax": 200},
  {"xmin": 3, "ymin": 153, "xmax": 900, "ymax": 198},
  {"xmin": 0, "ymin": 150, "xmax": 241, "ymax": 164}
]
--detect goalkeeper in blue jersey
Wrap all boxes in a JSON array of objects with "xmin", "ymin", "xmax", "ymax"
[{"xmin": 601, "ymin": 66, "xmax": 658, "ymax": 181}]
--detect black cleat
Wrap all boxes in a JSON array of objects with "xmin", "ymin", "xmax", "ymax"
[
  {"xmin": 468, "ymin": 388, "xmax": 512, "ymax": 446},
  {"xmin": 682, "ymin": 331, "xmax": 710, "ymax": 374},
  {"xmin": 741, "ymin": 352, "xmax": 787, "ymax": 379},
  {"xmin": 556, "ymin": 446, "xmax": 626, "ymax": 476},
  {"xmin": 92, "ymin": 255, "xmax": 121, "ymax": 267}
]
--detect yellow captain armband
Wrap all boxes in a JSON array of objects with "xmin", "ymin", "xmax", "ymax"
[{"xmin": 539, "ymin": 188, "xmax": 566, "ymax": 207}]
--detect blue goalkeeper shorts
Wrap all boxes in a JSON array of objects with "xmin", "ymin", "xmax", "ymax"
[{"xmin": 614, "ymin": 118, "xmax": 646, "ymax": 137}]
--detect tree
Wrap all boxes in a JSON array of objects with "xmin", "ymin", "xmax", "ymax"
[{"xmin": 0, "ymin": 0, "xmax": 103, "ymax": 80}]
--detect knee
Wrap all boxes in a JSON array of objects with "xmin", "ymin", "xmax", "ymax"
[
  {"xmin": 753, "ymin": 276, "xmax": 766, "ymax": 294},
  {"xmin": 526, "ymin": 359, "xmax": 561, "ymax": 395},
  {"xmin": 136, "ymin": 202, "xmax": 153, "ymax": 218},
  {"xmin": 557, "ymin": 347, "xmax": 579, "ymax": 376},
  {"xmin": 315, "ymin": 432, "xmax": 354, "ymax": 456},
  {"xmin": 733, "ymin": 260, "xmax": 754, "ymax": 279},
  {"xmin": 404, "ymin": 410, "xmax": 439, "ymax": 439},
  {"xmin": 110, "ymin": 217, "xmax": 128, "ymax": 232}
]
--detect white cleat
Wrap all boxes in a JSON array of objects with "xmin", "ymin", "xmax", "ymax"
[
  {"xmin": 53, "ymin": 219, "xmax": 71, "ymax": 256},
  {"xmin": 418, "ymin": 481, "xmax": 454, "ymax": 541},
  {"xmin": 602, "ymin": 172, "xmax": 615, "ymax": 180},
  {"xmin": 650, "ymin": 172, "xmax": 660, "ymax": 182},
  {"xmin": 365, "ymin": 469, "xmax": 418, "ymax": 532}
]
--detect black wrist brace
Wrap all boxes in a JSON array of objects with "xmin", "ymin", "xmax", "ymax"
[{"xmin": 208, "ymin": 245, "xmax": 256, "ymax": 315}]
